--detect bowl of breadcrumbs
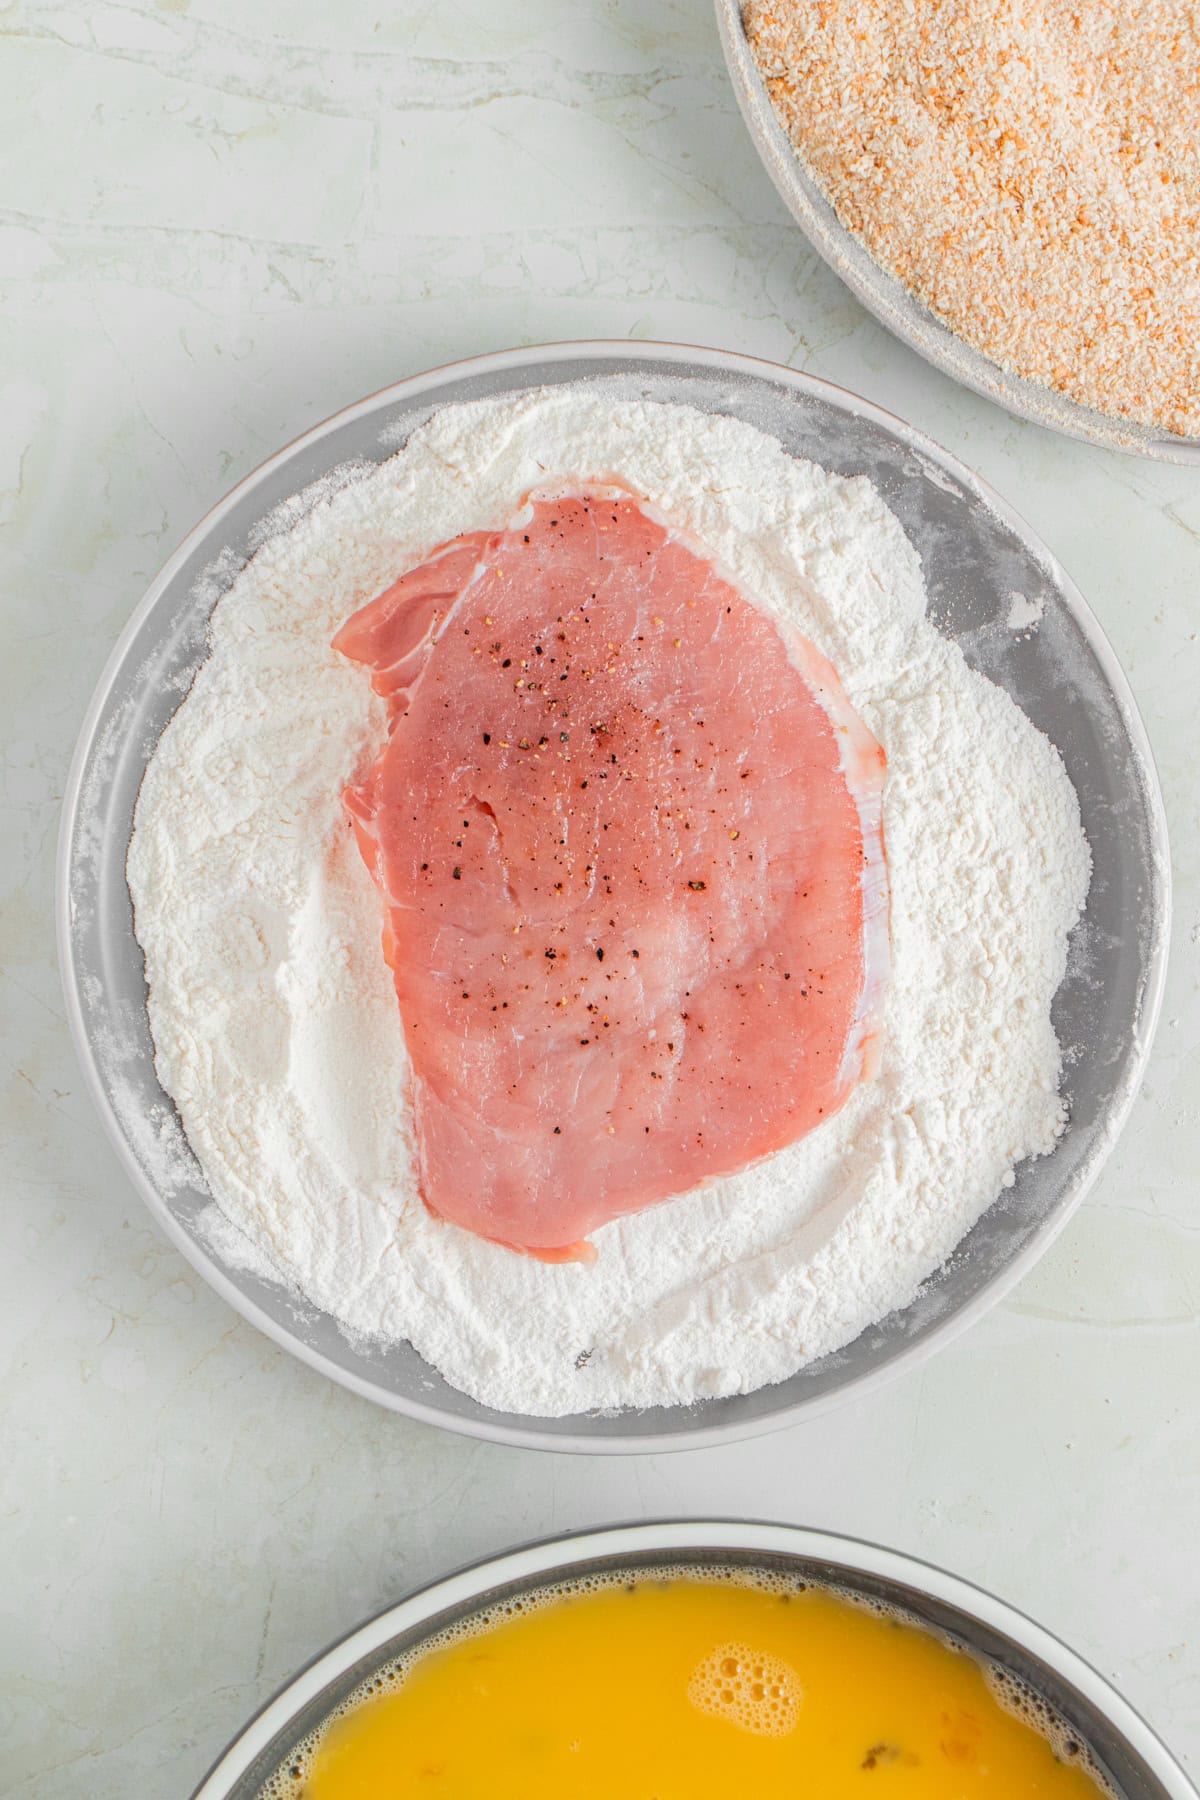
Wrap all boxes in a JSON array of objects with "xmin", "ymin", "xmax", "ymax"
[{"xmin": 718, "ymin": 0, "xmax": 1200, "ymax": 462}]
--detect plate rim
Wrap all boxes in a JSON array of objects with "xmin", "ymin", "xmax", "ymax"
[{"xmin": 56, "ymin": 338, "xmax": 1172, "ymax": 1455}]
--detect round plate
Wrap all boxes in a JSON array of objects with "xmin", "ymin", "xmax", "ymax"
[
  {"xmin": 58, "ymin": 340, "xmax": 1169, "ymax": 1453},
  {"xmin": 715, "ymin": 0, "xmax": 1200, "ymax": 465},
  {"xmin": 190, "ymin": 1520, "xmax": 1197, "ymax": 1799}
]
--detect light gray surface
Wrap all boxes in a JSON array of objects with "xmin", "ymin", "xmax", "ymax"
[
  {"xmin": 714, "ymin": 0, "xmax": 1200, "ymax": 466},
  {"xmin": 60, "ymin": 342, "xmax": 1168, "ymax": 1450},
  {"xmin": 3, "ymin": 3, "xmax": 1200, "ymax": 1796},
  {"xmin": 193, "ymin": 1526, "xmax": 1198, "ymax": 1800}
]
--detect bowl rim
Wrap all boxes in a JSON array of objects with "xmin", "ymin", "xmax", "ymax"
[
  {"xmin": 56, "ymin": 337, "xmax": 1172, "ymax": 1455},
  {"xmin": 713, "ymin": 0, "xmax": 1200, "ymax": 466},
  {"xmin": 189, "ymin": 1518, "xmax": 1198, "ymax": 1799}
]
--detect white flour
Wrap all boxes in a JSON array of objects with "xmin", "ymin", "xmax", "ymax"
[{"xmin": 127, "ymin": 388, "xmax": 1090, "ymax": 1415}]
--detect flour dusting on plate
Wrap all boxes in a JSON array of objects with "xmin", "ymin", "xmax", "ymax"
[{"xmin": 126, "ymin": 388, "xmax": 1090, "ymax": 1415}]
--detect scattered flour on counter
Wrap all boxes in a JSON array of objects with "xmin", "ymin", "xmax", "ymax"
[{"xmin": 126, "ymin": 388, "xmax": 1090, "ymax": 1416}]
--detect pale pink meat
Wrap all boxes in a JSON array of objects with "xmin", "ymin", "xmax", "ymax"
[{"xmin": 334, "ymin": 488, "xmax": 888, "ymax": 1260}]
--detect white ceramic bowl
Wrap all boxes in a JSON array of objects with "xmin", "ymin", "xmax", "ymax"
[
  {"xmin": 191, "ymin": 1521, "xmax": 1197, "ymax": 1799},
  {"xmin": 58, "ymin": 341, "xmax": 1169, "ymax": 1451},
  {"xmin": 715, "ymin": 0, "xmax": 1200, "ymax": 465}
]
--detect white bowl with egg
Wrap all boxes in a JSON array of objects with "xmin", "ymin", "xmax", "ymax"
[{"xmin": 189, "ymin": 1520, "xmax": 1196, "ymax": 1800}]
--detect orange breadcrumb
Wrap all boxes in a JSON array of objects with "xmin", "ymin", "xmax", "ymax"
[{"xmin": 744, "ymin": 0, "xmax": 1200, "ymax": 437}]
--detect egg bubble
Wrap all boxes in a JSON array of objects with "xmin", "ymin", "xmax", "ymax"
[
  {"xmin": 985, "ymin": 1667, "xmax": 1117, "ymax": 1799},
  {"xmin": 687, "ymin": 1640, "xmax": 801, "ymax": 1738}
]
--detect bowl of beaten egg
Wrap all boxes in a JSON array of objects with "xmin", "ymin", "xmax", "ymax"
[
  {"xmin": 192, "ymin": 1522, "xmax": 1194, "ymax": 1799},
  {"xmin": 59, "ymin": 341, "xmax": 1168, "ymax": 1448}
]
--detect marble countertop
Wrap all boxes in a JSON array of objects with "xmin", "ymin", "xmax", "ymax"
[{"xmin": 3, "ymin": 3, "xmax": 1198, "ymax": 1794}]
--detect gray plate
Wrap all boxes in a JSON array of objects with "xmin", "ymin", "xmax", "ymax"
[
  {"xmin": 57, "ymin": 341, "xmax": 1170, "ymax": 1454},
  {"xmin": 715, "ymin": 0, "xmax": 1200, "ymax": 465},
  {"xmin": 191, "ymin": 1522, "xmax": 1197, "ymax": 1799}
]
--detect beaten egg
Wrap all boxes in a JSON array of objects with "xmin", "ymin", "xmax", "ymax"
[{"xmin": 274, "ymin": 1576, "xmax": 1109, "ymax": 1799}]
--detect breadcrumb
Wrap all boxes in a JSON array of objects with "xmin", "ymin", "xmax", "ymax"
[{"xmin": 744, "ymin": 0, "xmax": 1200, "ymax": 437}]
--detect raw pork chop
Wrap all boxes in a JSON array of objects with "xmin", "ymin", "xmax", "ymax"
[{"xmin": 334, "ymin": 488, "xmax": 888, "ymax": 1259}]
